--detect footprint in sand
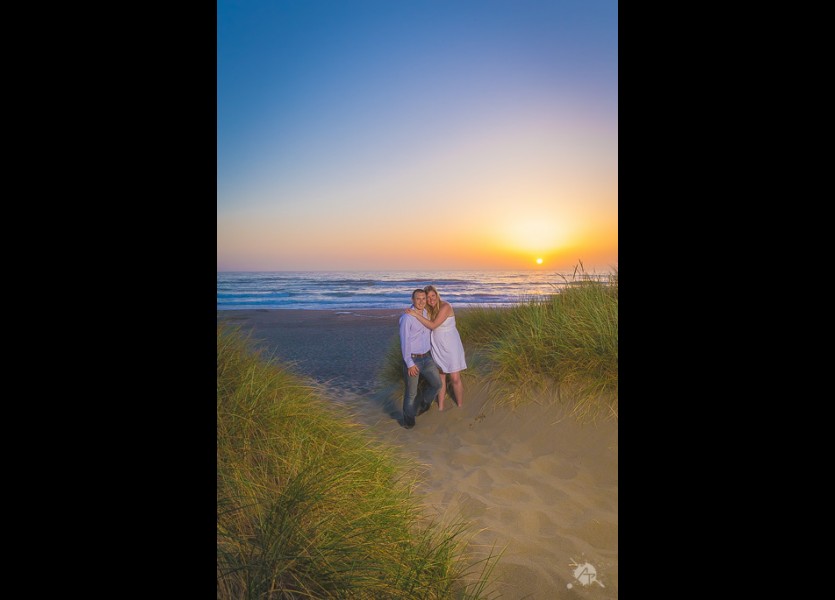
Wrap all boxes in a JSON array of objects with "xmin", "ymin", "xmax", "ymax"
[{"xmin": 468, "ymin": 412, "xmax": 487, "ymax": 427}]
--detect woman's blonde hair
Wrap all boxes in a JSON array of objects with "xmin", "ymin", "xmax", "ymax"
[{"xmin": 423, "ymin": 285, "xmax": 440, "ymax": 320}]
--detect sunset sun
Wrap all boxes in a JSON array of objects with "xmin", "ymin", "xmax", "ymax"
[{"xmin": 536, "ymin": 258, "xmax": 543, "ymax": 265}]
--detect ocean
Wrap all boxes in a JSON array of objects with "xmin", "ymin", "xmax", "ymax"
[{"xmin": 217, "ymin": 269, "xmax": 614, "ymax": 310}]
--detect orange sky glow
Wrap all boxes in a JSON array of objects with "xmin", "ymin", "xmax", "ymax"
[{"xmin": 217, "ymin": 1, "xmax": 617, "ymax": 273}]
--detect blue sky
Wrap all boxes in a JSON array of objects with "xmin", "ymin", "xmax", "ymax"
[{"xmin": 218, "ymin": 0, "xmax": 618, "ymax": 271}]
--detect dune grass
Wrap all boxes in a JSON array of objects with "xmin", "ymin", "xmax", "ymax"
[
  {"xmin": 382, "ymin": 263, "xmax": 618, "ymax": 422},
  {"xmin": 217, "ymin": 325, "xmax": 500, "ymax": 599}
]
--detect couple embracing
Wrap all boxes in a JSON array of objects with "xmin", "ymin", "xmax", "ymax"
[{"xmin": 398, "ymin": 285, "xmax": 467, "ymax": 429}]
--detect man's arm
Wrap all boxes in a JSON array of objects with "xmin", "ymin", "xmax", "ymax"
[{"xmin": 399, "ymin": 315, "xmax": 415, "ymax": 369}]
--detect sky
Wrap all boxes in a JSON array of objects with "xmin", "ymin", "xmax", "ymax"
[{"xmin": 217, "ymin": 0, "xmax": 618, "ymax": 272}]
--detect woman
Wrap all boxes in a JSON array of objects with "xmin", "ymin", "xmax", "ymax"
[{"xmin": 405, "ymin": 285, "xmax": 467, "ymax": 410}]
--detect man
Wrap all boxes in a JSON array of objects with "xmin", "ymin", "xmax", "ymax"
[{"xmin": 399, "ymin": 288, "xmax": 443, "ymax": 429}]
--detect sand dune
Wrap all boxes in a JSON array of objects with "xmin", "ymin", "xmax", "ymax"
[{"xmin": 219, "ymin": 309, "xmax": 618, "ymax": 599}]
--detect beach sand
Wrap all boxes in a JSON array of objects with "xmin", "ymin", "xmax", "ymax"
[{"xmin": 218, "ymin": 309, "xmax": 618, "ymax": 599}]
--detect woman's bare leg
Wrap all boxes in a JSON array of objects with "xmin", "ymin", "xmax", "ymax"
[
  {"xmin": 437, "ymin": 371, "xmax": 447, "ymax": 411},
  {"xmin": 449, "ymin": 372, "xmax": 464, "ymax": 408}
]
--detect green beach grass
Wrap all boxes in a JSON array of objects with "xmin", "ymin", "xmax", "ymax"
[
  {"xmin": 217, "ymin": 326, "xmax": 500, "ymax": 599},
  {"xmin": 382, "ymin": 264, "xmax": 618, "ymax": 422}
]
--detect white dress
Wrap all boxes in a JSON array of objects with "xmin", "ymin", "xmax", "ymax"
[{"xmin": 430, "ymin": 314, "xmax": 467, "ymax": 373}]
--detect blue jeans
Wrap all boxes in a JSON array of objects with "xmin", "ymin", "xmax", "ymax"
[{"xmin": 402, "ymin": 354, "xmax": 443, "ymax": 419}]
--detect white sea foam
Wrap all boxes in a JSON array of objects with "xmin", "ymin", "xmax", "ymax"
[{"xmin": 217, "ymin": 269, "xmax": 615, "ymax": 310}]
